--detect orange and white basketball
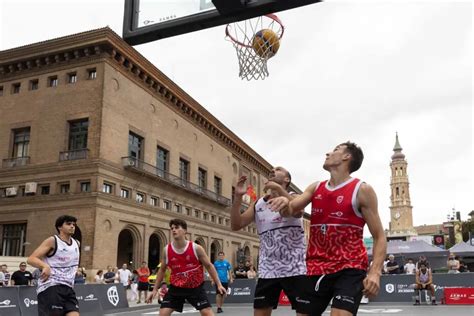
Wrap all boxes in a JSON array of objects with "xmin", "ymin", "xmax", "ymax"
[{"xmin": 252, "ymin": 29, "xmax": 280, "ymax": 58}]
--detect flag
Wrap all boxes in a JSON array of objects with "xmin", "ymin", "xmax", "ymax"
[{"xmin": 246, "ymin": 185, "xmax": 257, "ymax": 202}]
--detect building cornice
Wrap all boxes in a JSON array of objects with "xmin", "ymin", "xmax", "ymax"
[{"xmin": 0, "ymin": 27, "xmax": 275, "ymax": 177}]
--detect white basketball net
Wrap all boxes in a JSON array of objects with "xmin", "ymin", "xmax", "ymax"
[{"xmin": 226, "ymin": 15, "xmax": 284, "ymax": 80}]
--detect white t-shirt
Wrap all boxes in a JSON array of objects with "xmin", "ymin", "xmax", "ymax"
[
  {"xmin": 118, "ymin": 269, "xmax": 131, "ymax": 286},
  {"xmin": 94, "ymin": 275, "xmax": 103, "ymax": 283},
  {"xmin": 0, "ymin": 271, "xmax": 5, "ymax": 285},
  {"xmin": 404, "ymin": 263, "xmax": 416, "ymax": 274}
]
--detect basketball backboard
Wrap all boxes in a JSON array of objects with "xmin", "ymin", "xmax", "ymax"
[{"xmin": 123, "ymin": 0, "xmax": 322, "ymax": 45}]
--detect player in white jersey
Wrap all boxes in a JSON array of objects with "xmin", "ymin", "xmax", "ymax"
[
  {"xmin": 28, "ymin": 215, "xmax": 80, "ymax": 316},
  {"xmin": 231, "ymin": 167, "xmax": 310, "ymax": 316}
]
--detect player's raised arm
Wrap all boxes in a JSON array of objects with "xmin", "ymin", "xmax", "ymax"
[
  {"xmin": 230, "ymin": 176, "xmax": 256, "ymax": 231},
  {"xmin": 359, "ymin": 183, "xmax": 387, "ymax": 297},
  {"xmin": 268, "ymin": 182, "xmax": 318, "ymax": 217}
]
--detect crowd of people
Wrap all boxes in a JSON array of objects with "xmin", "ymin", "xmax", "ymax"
[{"xmin": 381, "ymin": 253, "xmax": 470, "ymax": 275}]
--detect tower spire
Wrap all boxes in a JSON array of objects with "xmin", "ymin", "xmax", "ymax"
[{"xmin": 392, "ymin": 132, "xmax": 405, "ymax": 160}]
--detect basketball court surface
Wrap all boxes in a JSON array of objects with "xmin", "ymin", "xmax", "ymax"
[{"xmin": 106, "ymin": 302, "xmax": 474, "ymax": 316}]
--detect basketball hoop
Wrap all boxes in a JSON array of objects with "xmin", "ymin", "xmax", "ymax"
[{"xmin": 225, "ymin": 14, "xmax": 284, "ymax": 80}]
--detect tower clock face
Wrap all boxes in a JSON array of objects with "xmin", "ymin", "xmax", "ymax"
[{"xmin": 394, "ymin": 212, "xmax": 401, "ymax": 220}]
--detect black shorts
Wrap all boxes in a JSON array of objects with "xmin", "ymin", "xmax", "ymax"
[
  {"xmin": 138, "ymin": 281, "xmax": 149, "ymax": 291},
  {"xmin": 253, "ymin": 275, "xmax": 311, "ymax": 314},
  {"xmin": 305, "ymin": 268, "xmax": 366, "ymax": 316},
  {"xmin": 160, "ymin": 284, "xmax": 211, "ymax": 312},
  {"xmin": 216, "ymin": 282, "xmax": 228, "ymax": 295},
  {"xmin": 37, "ymin": 284, "xmax": 79, "ymax": 316}
]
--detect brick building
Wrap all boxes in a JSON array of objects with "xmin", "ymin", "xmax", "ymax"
[{"xmin": 0, "ymin": 28, "xmax": 306, "ymax": 272}]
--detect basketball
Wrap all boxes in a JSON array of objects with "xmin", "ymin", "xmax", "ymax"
[{"xmin": 252, "ymin": 29, "xmax": 280, "ymax": 58}]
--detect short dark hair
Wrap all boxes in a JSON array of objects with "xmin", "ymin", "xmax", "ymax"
[
  {"xmin": 218, "ymin": 251, "xmax": 225, "ymax": 255},
  {"xmin": 340, "ymin": 141, "xmax": 364, "ymax": 173},
  {"xmin": 169, "ymin": 218, "xmax": 187, "ymax": 230},
  {"xmin": 55, "ymin": 215, "xmax": 77, "ymax": 233}
]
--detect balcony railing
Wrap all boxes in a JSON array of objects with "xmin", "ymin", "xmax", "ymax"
[
  {"xmin": 122, "ymin": 156, "xmax": 231, "ymax": 206},
  {"xmin": 2, "ymin": 156, "xmax": 30, "ymax": 168},
  {"xmin": 59, "ymin": 149, "xmax": 89, "ymax": 161}
]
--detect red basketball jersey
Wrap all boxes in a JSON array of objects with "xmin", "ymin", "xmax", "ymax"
[
  {"xmin": 167, "ymin": 241, "xmax": 204, "ymax": 288},
  {"xmin": 307, "ymin": 178, "xmax": 368, "ymax": 275}
]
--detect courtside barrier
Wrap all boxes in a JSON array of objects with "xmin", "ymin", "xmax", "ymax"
[{"xmin": 0, "ymin": 284, "xmax": 128, "ymax": 316}]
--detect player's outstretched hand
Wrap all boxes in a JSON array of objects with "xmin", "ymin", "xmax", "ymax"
[
  {"xmin": 267, "ymin": 196, "xmax": 289, "ymax": 212},
  {"xmin": 145, "ymin": 292, "xmax": 155, "ymax": 304}
]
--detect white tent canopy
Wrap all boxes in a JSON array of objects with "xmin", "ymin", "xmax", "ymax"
[{"xmin": 449, "ymin": 241, "xmax": 474, "ymax": 256}]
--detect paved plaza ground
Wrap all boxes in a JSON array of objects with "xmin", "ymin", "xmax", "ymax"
[{"xmin": 106, "ymin": 302, "xmax": 473, "ymax": 316}]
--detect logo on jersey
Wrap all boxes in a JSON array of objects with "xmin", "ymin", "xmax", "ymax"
[
  {"xmin": 314, "ymin": 194, "xmax": 323, "ymax": 200},
  {"xmin": 336, "ymin": 196, "xmax": 344, "ymax": 204}
]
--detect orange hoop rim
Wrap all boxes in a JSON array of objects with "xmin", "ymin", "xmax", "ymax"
[{"xmin": 225, "ymin": 13, "xmax": 285, "ymax": 49}]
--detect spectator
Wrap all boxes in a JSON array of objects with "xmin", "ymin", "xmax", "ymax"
[
  {"xmin": 0, "ymin": 269, "xmax": 5, "ymax": 286},
  {"xmin": 136, "ymin": 261, "xmax": 150, "ymax": 304},
  {"xmin": 447, "ymin": 253, "xmax": 460, "ymax": 273},
  {"xmin": 10, "ymin": 262, "xmax": 33, "ymax": 286},
  {"xmin": 130, "ymin": 270, "xmax": 139, "ymax": 302},
  {"xmin": 113, "ymin": 266, "xmax": 119, "ymax": 283},
  {"xmin": 404, "ymin": 258, "xmax": 416, "ymax": 274},
  {"xmin": 81, "ymin": 266, "xmax": 87, "ymax": 280},
  {"xmin": 95, "ymin": 270, "xmax": 104, "ymax": 283},
  {"xmin": 118, "ymin": 263, "xmax": 132, "ymax": 289},
  {"xmin": 233, "ymin": 261, "xmax": 248, "ymax": 279},
  {"xmin": 1, "ymin": 264, "xmax": 10, "ymax": 286},
  {"xmin": 459, "ymin": 259, "xmax": 469, "ymax": 273},
  {"xmin": 414, "ymin": 263, "xmax": 437, "ymax": 305},
  {"xmin": 385, "ymin": 254, "xmax": 400, "ymax": 274},
  {"xmin": 103, "ymin": 266, "xmax": 116, "ymax": 284},
  {"xmin": 416, "ymin": 255, "xmax": 430, "ymax": 271},
  {"xmin": 247, "ymin": 263, "xmax": 257, "ymax": 279},
  {"xmin": 74, "ymin": 270, "xmax": 86, "ymax": 284},
  {"xmin": 31, "ymin": 268, "xmax": 41, "ymax": 287}
]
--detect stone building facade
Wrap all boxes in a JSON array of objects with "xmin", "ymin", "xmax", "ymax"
[{"xmin": 0, "ymin": 28, "xmax": 307, "ymax": 272}]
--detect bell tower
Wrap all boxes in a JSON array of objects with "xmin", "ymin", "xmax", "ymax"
[{"xmin": 387, "ymin": 133, "xmax": 417, "ymax": 239}]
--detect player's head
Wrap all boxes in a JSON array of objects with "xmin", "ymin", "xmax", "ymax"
[
  {"xmin": 218, "ymin": 251, "xmax": 225, "ymax": 260},
  {"xmin": 269, "ymin": 166, "xmax": 292, "ymax": 189},
  {"xmin": 55, "ymin": 215, "xmax": 77, "ymax": 234},
  {"xmin": 169, "ymin": 218, "xmax": 187, "ymax": 239},
  {"xmin": 323, "ymin": 141, "xmax": 363, "ymax": 173},
  {"xmin": 419, "ymin": 263, "xmax": 427, "ymax": 272}
]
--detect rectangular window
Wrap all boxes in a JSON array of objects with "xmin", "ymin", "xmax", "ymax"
[
  {"xmin": 0, "ymin": 86, "xmax": 3, "ymax": 96},
  {"xmin": 136, "ymin": 192, "xmax": 145, "ymax": 203},
  {"xmin": 186, "ymin": 207, "xmax": 191, "ymax": 216},
  {"xmin": 225, "ymin": 219, "xmax": 230, "ymax": 226},
  {"xmin": 120, "ymin": 188, "xmax": 130, "ymax": 198},
  {"xmin": 218, "ymin": 217, "xmax": 223, "ymax": 225},
  {"xmin": 128, "ymin": 132, "xmax": 143, "ymax": 159},
  {"xmin": 156, "ymin": 146, "xmax": 169, "ymax": 177},
  {"xmin": 68, "ymin": 119, "xmax": 88, "ymax": 150},
  {"xmin": 211, "ymin": 215, "xmax": 215, "ymax": 223},
  {"xmin": 194, "ymin": 210, "xmax": 200, "ymax": 218},
  {"xmin": 29, "ymin": 79, "xmax": 39, "ymax": 90},
  {"xmin": 48, "ymin": 76, "xmax": 58, "ymax": 87},
  {"xmin": 12, "ymin": 127, "xmax": 30, "ymax": 158},
  {"xmin": 203, "ymin": 213, "xmax": 208, "ymax": 221},
  {"xmin": 175, "ymin": 204, "xmax": 182, "ymax": 213},
  {"xmin": 232, "ymin": 186, "xmax": 235, "ymax": 204},
  {"xmin": 179, "ymin": 158, "xmax": 189, "ymax": 183},
  {"xmin": 103, "ymin": 183, "xmax": 113, "ymax": 194},
  {"xmin": 163, "ymin": 200, "xmax": 171, "ymax": 210},
  {"xmin": 12, "ymin": 83, "xmax": 21, "ymax": 94},
  {"xmin": 80, "ymin": 182, "xmax": 91, "ymax": 192},
  {"xmin": 1, "ymin": 223, "xmax": 27, "ymax": 256},
  {"xmin": 150, "ymin": 197, "xmax": 158, "ymax": 206},
  {"xmin": 68, "ymin": 72, "xmax": 77, "ymax": 84},
  {"xmin": 198, "ymin": 168, "xmax": 207, "ymax": 190},
  {"xmin": 59, "ymin": 183, "xmax": 70, "ymax": 194},
  {"xmin": 88, "ymin": 68, "xmax": 97, "ymax": 79},
  {"xmin": 214, "ymin": 176, "xmax": 222, "ymax": 195},
  {"xmin": 40, "ymin": 185, "xmax": 50, "ymax": 195}
]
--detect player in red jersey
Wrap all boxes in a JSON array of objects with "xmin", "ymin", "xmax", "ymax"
[
  {"xmin": 146, "ymin": 219, "xmax": 226, "ymax": 315},
  {"xmin": 269, "ymin": 142, "xmax": 387, "ymax": 316}
]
